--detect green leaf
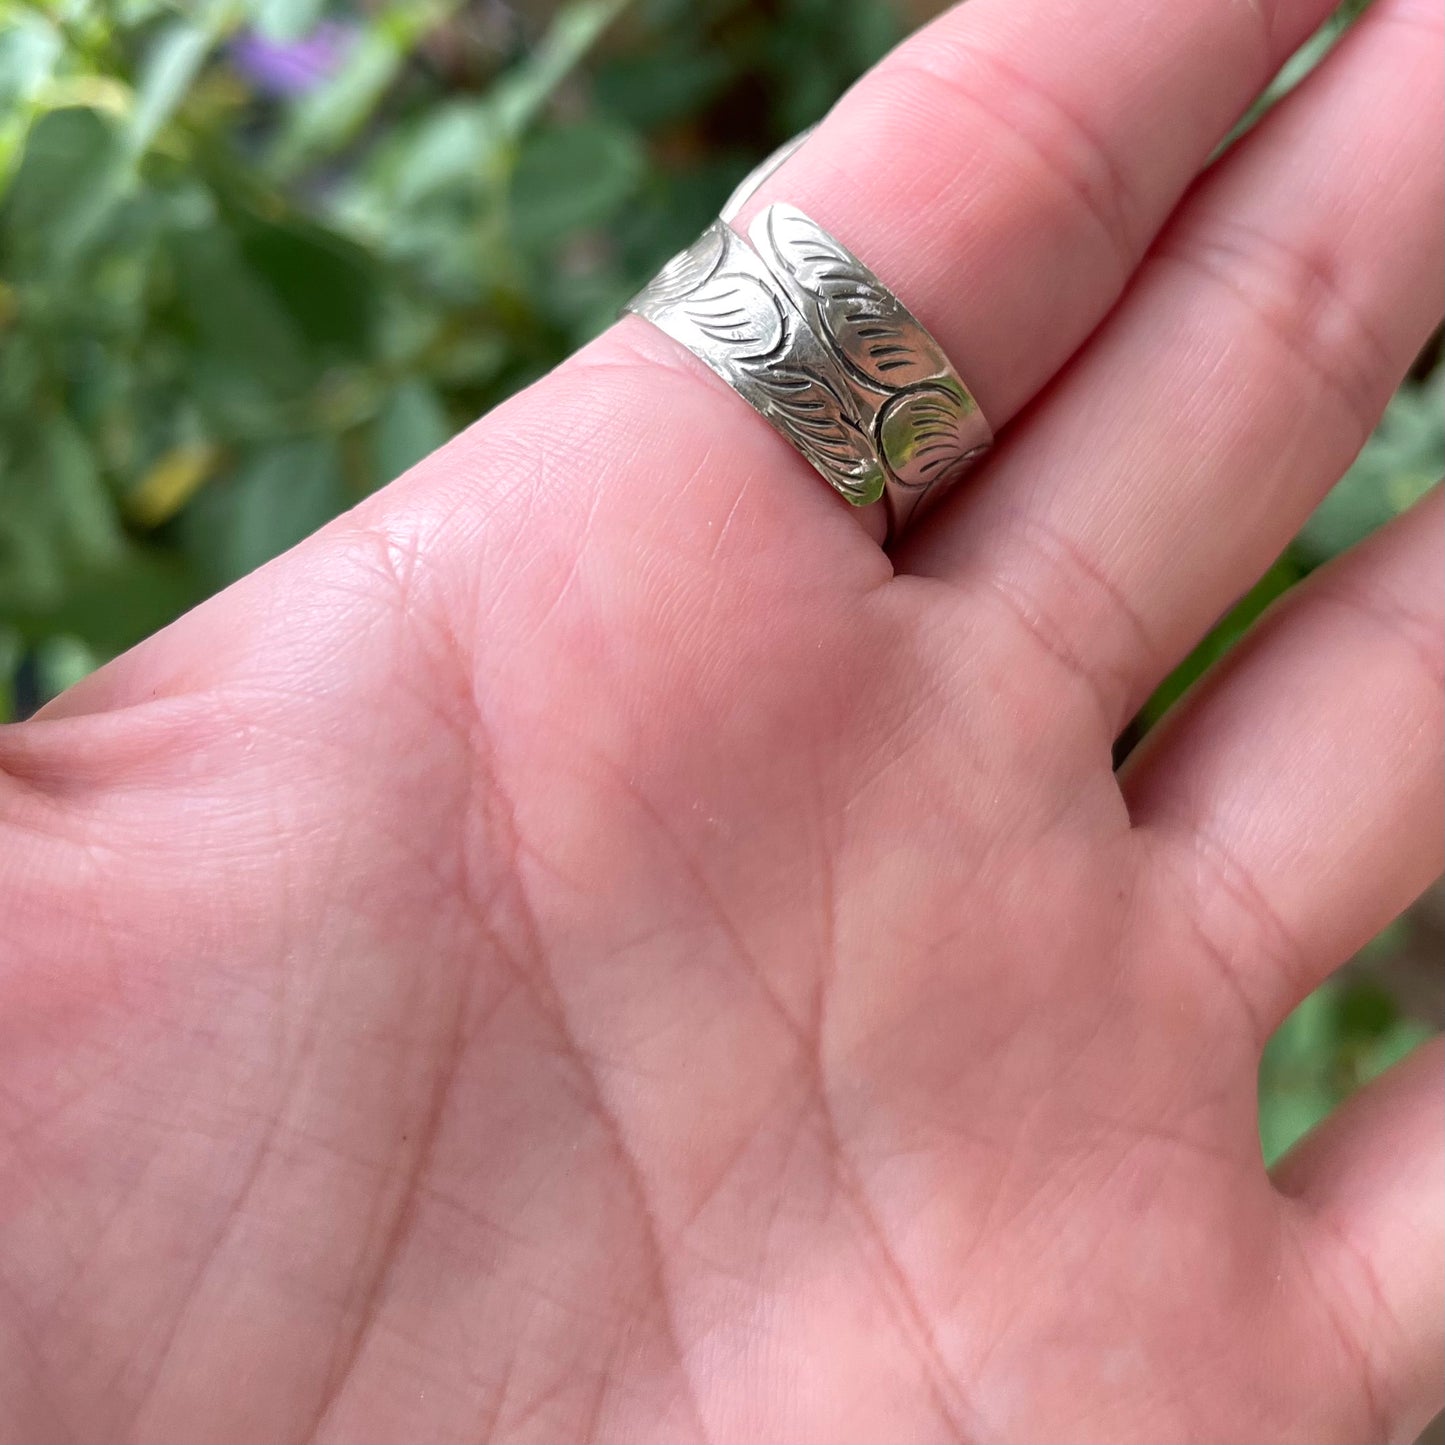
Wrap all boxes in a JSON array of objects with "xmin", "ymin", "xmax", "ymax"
[
  {"xmin": 1352, "ymin": 916, "xmax": 1412, "ymax": 965},
  {"xmin": 0, "ymin": 107, "xmax": 126, "ymax": 273},
  {"xmin": 1262, "ymin": 984, "xmax": 1338, "ymax": 1077},
  {"xmin": 530, "ymin": 260, "xmax": 632, "ymax": 346},
  {"xmin": 0, "ymin": 327, "xmax": 39, "ymax": 415},
  {"xmin": 1257, "ymin": 965, "xmax": 1440, "ymax": 1167},
  {"xmin": 16, "ymin": 547, "xmax": 201, "ymax": 657},
  {"xmin": 1259, "ymin": 986, "xmax": 1344, "ymax": 1165},
  {"xmin": 488, "ymin": 0, "xmax": 635, "ymax": 142},
  {"xmin": 837, "ymin": 0, "xmax": 902, "ymax": 71},
  {"xmin": 235, "ymin": 213, "xmax": 379, "ymax": 360},
  {"xmin": 0, "ymin": 13, "xmax": 61, "ymax": 111},
  {"xmin": 268, "ymin": 1, "xmax": 463, "ymax": 179},
  {"xmin": 1358, "ymin": 1021, "xmax": 1435, "ymax": 1083},
  {"xmin": 42, "ymin": 413, "xmax": 121, "ymax": 564},
  {"xmin": 187, "ymin": 354, "xmax": 295, "ymax": 440},
  {"xmin": 0, "ymin": 411, "xmax": 125, "ymax": 618},
  {"xmin": 372, "ymin": 99, "xmax": 498, "ymax": 208},
  {"xmin": 1143, "ymin": 555, "xmax": 1303, "ymax": 728},
  {"xmin": 0, "ymin": 625, "xmax": 21, "ymax": 722},
  {"xmin": 180, "ymin": 436, "xmax": 348, "ymax": 584},
  {"xmin": 1296, "ymin": 365, "xmax": 1444, "ymax": 564},
  {"xmin": 0, "ymin": 15, "xmax": 62, "ymax": 194},
  {"xmin": 373, "ymin": 379, "xmax": 452, "ymax": 488},
  {"xmin": 249, "ymin": 0, "xmax": 327, "ymax": 42},
  {"xmin": 34, "ymin": 633, "xmax": 101, "ymax": 699},
  {"xmin": 333, "ymin": 0, "xmax": 637, "ymax": 230},
  {"xmin": 112, "ymin": 0, "xmax": 177, "ymax": 24},
  {"xmin": 428, "ymin": 331, "xmax": 510, "ymax": 389},
  {"xmin": 509, "ymin": 120, "xmax": 644, "ymax": 246},
  {"xmin": 169, "ymin": 222, "xmax": 314, "ymax": 396},
  {"xmin": 268, "ymin": 25, "xmax": 397, "ymax": 177},
  {"xmin": 1333, "ymin": 977, "xmax": 1401, "ymax": 1040},
  {"xmin": 126, "ymin": 19, "xmax": 214, "ymax": 158},
  {"xmin": 1258, "ymin": 1083, "xmax": 1336, "ymax": 1166},
  {"xmin": 593, "ymin": 46, "xmax": 733, "ymax": 129}
]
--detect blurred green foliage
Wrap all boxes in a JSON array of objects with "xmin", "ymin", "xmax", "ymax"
[
  {"xmin": 0, "ymin": 0, "xmax": 904, "ymax": 693},
  {"xmin": 0, "ymin": 0, "xmax": 1439, "ymax": 1157},
  {"xmin": 1260, "ymin": 937, "xmax": 1436, "ymax": 1166}
]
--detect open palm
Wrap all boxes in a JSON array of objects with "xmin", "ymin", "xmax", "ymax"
[{"xmin": 3, "ymin": 0, "xmax": 1441, "ymax": 1440}]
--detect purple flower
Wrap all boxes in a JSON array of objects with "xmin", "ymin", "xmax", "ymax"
[{"xmin": 230, "ymin": 22, "xmax": 352, "ymax": 97}]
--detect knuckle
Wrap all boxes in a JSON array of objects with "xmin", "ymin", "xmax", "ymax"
[
  {"xmin": 962, "ymin": 505, "xmax": 1162, "ymax": 740},
  {"xmin": 869, "ymin": 44, "xmax": 1145, "ymax": 280},
  {"xmin": 1155, "ymin": 219, "xmax": 1399, "ymax": 440},
  {"xmin": 1313, "ymin": 572, "xmax": 1445, "ymax": 694}
]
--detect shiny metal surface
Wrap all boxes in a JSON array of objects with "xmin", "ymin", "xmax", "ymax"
[
  {"xmin": 628, "ymin": 218, "xmax": 888, "ymax": 507},
  {"xmin": 748, "ymin": 202, "xmax": 992, "ymax": 537},
  {"xmin": 627, "ymin": 135, "xmax": 992, "ymax": 540}
]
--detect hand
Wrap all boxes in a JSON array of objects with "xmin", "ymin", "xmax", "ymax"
[{"xmin": 3, "ymin": 0, "xmax": 1441, "ymax": 1439}]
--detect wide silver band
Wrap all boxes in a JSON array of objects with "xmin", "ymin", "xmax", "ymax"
[
  {"xmin": 626, "ymin": 137, "xmax": 992, "ymax": 539},
  {"xmin": 627, "ymin": 218, "xmax": 889, "ymax": 508}
]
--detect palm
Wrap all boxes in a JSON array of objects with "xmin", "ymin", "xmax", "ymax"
[{"xmin": 3, "ymin": 0, "xmax": 1441, "ymax": 1441}]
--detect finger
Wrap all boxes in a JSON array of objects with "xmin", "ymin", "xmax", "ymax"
[
  {"xmin": 531, "ymin": 0, "xmax": 1351, "ymax": 564},
  {"xmin": 1275, "ymin": 1037, "xmax": 1445, "ymax": 1444},
  {"xmin": 730, "ymin": 0, "xmax": 1351, "ymax": 424},
  {"xmin": 35, "ymin": 0, "xmax": 1367, "ymax": 721},
  {"xmin": 1123, "ymin": 488, "xmax": 1444, "ymax": 1038},
  {"xmin": 904, "ymin": 0, "xmax": 1444, "ymax": 726}
]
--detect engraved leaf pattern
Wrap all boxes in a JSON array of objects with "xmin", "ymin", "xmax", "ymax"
[
  {"xmin": 640, "ymin": 222, "xmax": 728, "ymax": 310},
  {"xmin": 673, "ymin": 265, "xmax": 788, "ymax": 364},
  {"xmin": 877, "ymin": 384, "xmax": 983, "ymax": 492},
  {"xmin": 635, "ymin": 222, "xmax": 884, "ymax": 506},
  {"xmin": 749, "ymin": 359, "xmax": 883, "ymax": 504},
  {"xmin": 762, "ymin": 205, "xmax": 941, "ymax": 392}
]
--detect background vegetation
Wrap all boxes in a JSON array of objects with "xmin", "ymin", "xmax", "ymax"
[{"xmin": 0, "ymin": 0, "xmax": 1439, "ymax": 1164}]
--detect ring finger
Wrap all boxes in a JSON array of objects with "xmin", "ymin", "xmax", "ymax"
[{"xmin": 471, "ymin": 0, "xmax": 1355, "ymax": 569}]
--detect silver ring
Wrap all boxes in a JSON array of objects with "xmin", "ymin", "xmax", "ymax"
[
  {"xmin": 627, "ymin": 218, "xmax": 889, "ymax": 508},
  {"xmin": 626, "ymin": 137, "xmax": 992, "ymax": 540}
]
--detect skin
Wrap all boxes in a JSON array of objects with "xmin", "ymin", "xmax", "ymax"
[{"xmin": 1, "ymin": 0, "xmax": 1441, "ymax": 1439}]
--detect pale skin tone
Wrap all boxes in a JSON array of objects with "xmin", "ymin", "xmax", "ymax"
[{"xmin": 2, "ymin": 0, "xmax": 1442, "ymax": 1439}]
